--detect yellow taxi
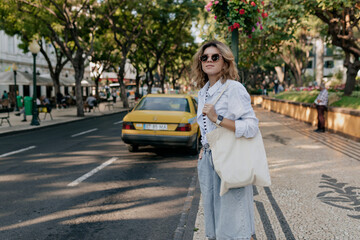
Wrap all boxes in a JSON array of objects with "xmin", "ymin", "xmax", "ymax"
[{"xmin": 121, "ymin": 94, "xmax": 200, "ymax": 154}]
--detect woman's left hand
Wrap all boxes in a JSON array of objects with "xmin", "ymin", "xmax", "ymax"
[{"xmin": 202, "ymin": 103, "xmax": 217, "ymax": 123}]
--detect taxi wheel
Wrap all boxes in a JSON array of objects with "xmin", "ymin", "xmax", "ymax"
[
  {"xmin": 128, "ymin": 144, "xmax": 139, "ymax": 152},
  {"xmin": 189, "ymin": 134, "xmax": 200, "ymax": 155}
]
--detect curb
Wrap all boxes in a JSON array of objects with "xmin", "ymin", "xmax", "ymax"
[{"xmin": 0, "ymin": 109, "xmax": 130, "ymax": 137}]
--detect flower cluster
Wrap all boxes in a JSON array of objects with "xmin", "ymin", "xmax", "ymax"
[{"xmin": 205, "ymin": 0, "xmax": 268, "ymax": 37}]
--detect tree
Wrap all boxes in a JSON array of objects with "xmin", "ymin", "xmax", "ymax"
[
  {"xmin": 0, "ymin": 1, "xmax": 70, "ymax": 98},
  {"xmin": 304, "ymin": 0, "xmax": 360, "ymax": 95},
  {"xmin": 141, "ymin": 0, "xmax": 202, "ymax": 93},
  {"xmin": 14, "ymin": 0, "xmax": 100, "ymax": 117},
  {"xmin": 90, "ymin": 31, "xmax": 121, "ymax": 98},
  {"xmin": 101, "ymin": 0, "xmax": 148, "ymax": 108}
]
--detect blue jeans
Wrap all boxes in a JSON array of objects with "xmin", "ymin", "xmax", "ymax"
[{"xmin": 198, "ymin": 148, "xmax": 255, "ymax": 240}]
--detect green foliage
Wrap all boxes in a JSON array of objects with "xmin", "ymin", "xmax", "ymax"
[
  {"xmin": 331, "ymin": 96, "xmax": 360, "ymax": 110},
  {"xmin": 274, "ymin": 90, "xmax": 318, "ymax": 103},
  {"xmin": 274, "ymin": 90, "xmax": 360, "ymax": 109}
]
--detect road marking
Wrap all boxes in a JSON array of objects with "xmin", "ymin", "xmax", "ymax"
[
  {"xmin": 113, "ymin": 120, "xmax": 123, "ymax": 125},
  {"xmin": 67, "ymin": 157, "xmax": 118, "ymax": 187},
  {"xmin": 173, "ymin": 173, "xmax": 198, "ymax": 240},
  {"xmin": 0, "ymin": 146, "xmax": 36, "ymax": 158},
  {"xmin": 71, "ymin": 128, "xmax": 98, "ymax": 138}
]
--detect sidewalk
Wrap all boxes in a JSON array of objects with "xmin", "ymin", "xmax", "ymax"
[
  {"xmin": 193, "ymin": 107, "xmax": 360, "ymax": 239},
  {"xmin": 0, "ymin": 101, "xmax": 130, "ymax": 136}
]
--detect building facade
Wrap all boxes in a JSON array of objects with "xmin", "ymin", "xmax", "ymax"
[{"xmin": 0, "ymin": 30, "xmax": 91, "ymax": 101}]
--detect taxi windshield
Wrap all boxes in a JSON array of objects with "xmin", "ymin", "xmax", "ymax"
[{"xmin": 135, "ymin": 97, "xmax": 190, "ymax": 112}]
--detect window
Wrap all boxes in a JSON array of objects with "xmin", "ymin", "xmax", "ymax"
[
  {"xmin": 135, "ymin": 97, "xmax": 190, "ymax": 112},
  {"xmin": 307, "ymin": 61, "xmax": 313, "ymax": 69},
  {"xmin": 324, "ymin": 61, "xmax": 334, "ymax": 69}
]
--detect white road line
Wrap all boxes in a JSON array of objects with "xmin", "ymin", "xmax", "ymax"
[
  {"xmin": 67, "ymin": 157, "xmax": 118, "ymax": 187},
  {"xmin": 0, "ymin": 146, "xmax": 36, "ymax": 158},
  {"xmin": 71, "ymin": 128, "xmax": 98, "ymax": 138},
  {"xmin": 113, "ymin": 120, "xmax": 123, "ymax": 125}
]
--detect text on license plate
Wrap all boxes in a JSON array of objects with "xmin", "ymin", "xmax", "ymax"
[{"xmin": 144, "ymin": 124, "xmax": 168, "ymax": 130}]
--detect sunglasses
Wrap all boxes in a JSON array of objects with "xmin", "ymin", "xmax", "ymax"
[{"xmin": 199, "ymin": 53, "xmax": 222, "ymax": 62}]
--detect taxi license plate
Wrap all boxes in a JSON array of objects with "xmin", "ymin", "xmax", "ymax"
[{"xmin": 144, "ymin": 124, "xmax": 168, "ymax": 130}]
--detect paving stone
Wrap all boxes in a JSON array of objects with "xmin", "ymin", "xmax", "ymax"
[{"xmin": 193, "ymin": 108, "xmax": 360, "ymax": 240}]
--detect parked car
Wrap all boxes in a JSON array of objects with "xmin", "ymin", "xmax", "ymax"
[{"xmin": 121, "ymin": 94, "xmax": 200, "ymax": 154}]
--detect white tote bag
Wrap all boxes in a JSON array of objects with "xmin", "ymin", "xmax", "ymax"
[{"xmin": 205, "ymin": 83, "xmax": 271, "ymax": 196}]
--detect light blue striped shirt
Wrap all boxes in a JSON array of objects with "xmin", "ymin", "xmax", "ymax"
[{"xmin": 197, "ymin": 79, "xmax": 259, "ymax": 146}]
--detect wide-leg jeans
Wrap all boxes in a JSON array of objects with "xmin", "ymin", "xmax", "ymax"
[{"xmin": 198, "ymin": 148, "xmax": 255, "ymax": 240}]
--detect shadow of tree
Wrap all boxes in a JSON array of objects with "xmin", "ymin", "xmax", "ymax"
[{"xmin": 317, "ymin": 174, "xmax": 360, "ymax": 219}]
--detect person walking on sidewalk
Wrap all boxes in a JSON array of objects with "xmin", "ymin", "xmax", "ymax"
[
  {"xmin": 313, "ymin": 83, "xmax": 328, "ymax": 133},
  {"xmin": 191, "ymin": 40, "xmax": 258, "ymax": 240}
]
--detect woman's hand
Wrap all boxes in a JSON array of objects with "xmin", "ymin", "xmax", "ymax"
[
  {"xmin": 198, "ymin": 148, "xmax": 204, "ymax": 160},
  {"xmin": 202, "ymin": 103, "xmax": 217, "ymax": 123}
]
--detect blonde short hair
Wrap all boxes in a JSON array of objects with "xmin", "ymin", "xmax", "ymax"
[{"xmin": 191, "ymin": 40, "xmax": 239, "ymax": 88}]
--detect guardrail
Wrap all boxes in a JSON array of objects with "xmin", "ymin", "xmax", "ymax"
[{"xmin": 251, "ymin": 95, "xmax": 360, "ymax": 141}]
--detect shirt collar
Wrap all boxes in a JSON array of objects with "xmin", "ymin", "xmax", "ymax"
[
  {"xmin": 207, "ymin": 79, "xmax": 224, "ymax": 97},
  {"xmin": 199, "ymin": 81, "xmax": 210, "ymax": 97}
]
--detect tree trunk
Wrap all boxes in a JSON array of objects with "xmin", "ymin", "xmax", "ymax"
[
  {"xmin": 73, "ymin": 57, "xmax": 85, "ymax": 117},
  {"xmin": 53, "ymin": 79, "xmax": 61, "ymax": 100},
  {"xmin": 117, "ymin": 57, "xmax": 129, "ymax": 108},
  {"xmin": 274, "ymin": 66, "xmax": 284, "ymax": 83},
  {"xmin": 344, "ymin": 54, "xmax": 360, "ymax": 96},
  {"xmin": 159, "ymin": 64, "xmax": 166, "ymax": 93},
  {"xmin": 315, "ymin": 38, "xmax": 324, "ymax": 85},
  {"xmin": 148, "ymin": 71, "xmax": 154, "ymax": 94},
  {"xmin": 95, "ymin": 77, "xmax": 100, "ymax": 98}
]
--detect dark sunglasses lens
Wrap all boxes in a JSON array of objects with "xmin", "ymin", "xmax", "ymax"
[
  {"xmin": 200, "ymin": 55, "xmax": 208, "ymax": 62},
  {"xmin": 211, "ymin": 54, "xmax": 220, "ymax": 61}
]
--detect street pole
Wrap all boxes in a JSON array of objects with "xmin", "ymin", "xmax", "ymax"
[
  {"xmin": 12, "ymin": 63, "xmax": 19, "ymax": 111},
  {"xmin": 30, "ymin": 53, "xmax": 40, "ymax": 126},
  {"xmin": 29, "ymin": 39, "xmax": 40, "ymax": 126}
]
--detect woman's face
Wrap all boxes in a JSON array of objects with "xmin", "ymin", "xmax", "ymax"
[{"xmin": 201, "ymin": 46, "xmax": 224, "ymax": 79}]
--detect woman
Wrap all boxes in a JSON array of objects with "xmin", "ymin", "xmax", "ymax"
[{"xmin": 192, "ymin": 40, "xmax": 259, "ymax": 240}]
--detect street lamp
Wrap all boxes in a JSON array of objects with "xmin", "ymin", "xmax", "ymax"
[
  {"xmin": 12, "ymin": 63, "xmax": 19, "ymax": 111},
  {"xmin": 29, "ymin": 39, "xmax": 40, "ymax": 126}
]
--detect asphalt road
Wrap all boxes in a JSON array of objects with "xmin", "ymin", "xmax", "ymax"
[{"xmin": 0, "ymin": 113, "xmax": 199, "ymax": 240}]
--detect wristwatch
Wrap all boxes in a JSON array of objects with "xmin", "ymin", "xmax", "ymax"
[{"xmin": 215, "ymin": 115, "xmax": 224, "ymax": 126}]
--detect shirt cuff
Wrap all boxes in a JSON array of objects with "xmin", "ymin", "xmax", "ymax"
[
  {"xmin": 235, "ymin": 119, "xmax": 259, "ymax": 138},
  {"xmin": 235, "ymin": 120, "xmax": 246, "ymax": 138}
]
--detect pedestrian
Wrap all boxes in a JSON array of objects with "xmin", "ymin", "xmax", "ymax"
[
  {"xmin": 313, "ymin": 83, "xmax": 328, "ymax": 133},
  {"xmin": 2, "ymin": 90, "xmax": 8, "ymax": 100},
  {"xmin": 40, "ymin": 95, "xmax": 52, "ymax": 113},
  {"xmin": 278, "ymin": 83, "xmax": 284, "ymax": 93},
  {"xmin": 15, "ymin": 96, "xmax": 27, "ymax": 122},
  {"xmin": 86, "ymin": 94, "xmax": 97, "ymax": 112},
  {"xmin": 112, "ymin": 91, "xmax": 117, "ymax": 103},
  {"xmin": 191, "ymin": 40, "xmax": 259, "ymax": 240},
  {"xmin": 56, "ymin": 92, "xmax": 64, "ymax": 109},
  {"xmin": 261, "ymin": 80, "xmax": 267, "ymax": 95},
  {"xmin": 274, "ymin": 79, "xmax": 279, "ymax": 94}
]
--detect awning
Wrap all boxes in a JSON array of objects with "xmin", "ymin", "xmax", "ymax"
[
  {"xmin": 40, "ymin": 74, "xmax": 94, "ymax": 87},
  {"xmin": 0, "ymin": 71, "xmax": 52, "ymax": 86},
  {"xmin": 0, "ymin": 71, "xmax": 94, "ymax": 87}
]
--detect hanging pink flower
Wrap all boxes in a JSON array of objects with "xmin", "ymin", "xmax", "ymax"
[
  {"xmin": 239, "ymin": 9, "xmax": 245, "ymax": 15},
  {"xmin": 251, "ymin": 2, "xmax": 256, "ymax": 7},
  {"xmin": 214, "ymin": 0, "xmax": 219, "ymax": 4},
  {"xmin": 261, "ymin": 1, "xmax": 265, "ymax": 5},
  {"xmin": 214, "ymin": 16, "xmax": 217, "ymax": 20},
  {"xmin": 260, "ymin": 25, "xmax": 263, "ymax": 30},
  {"xmin": 262, "ymin": 12, "xmax": 268, "ymax": 18},
  {"xmin": 205, "ymin": 2, "xmax": 213, "ymax": 12}
]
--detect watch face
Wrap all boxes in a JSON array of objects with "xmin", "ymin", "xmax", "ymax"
[{"xmin": 218, "ymin": 115, "xmax": 224, "ymax": 121}]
